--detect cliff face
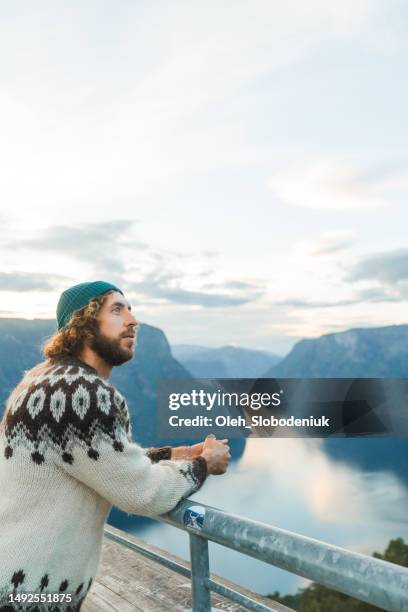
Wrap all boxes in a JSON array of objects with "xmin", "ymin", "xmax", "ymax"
[
  {"xmin": 264, "ymin": 325, "xmax": 408, "ymax": 378},
  {"xmin": 0, "ymin": 318, "xmax": 54, "ymax": 406}
]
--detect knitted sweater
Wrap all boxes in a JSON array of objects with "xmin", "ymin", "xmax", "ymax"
[{"xmin": 0, "ymin": 356, "xmax": 207, "ymax": 611}]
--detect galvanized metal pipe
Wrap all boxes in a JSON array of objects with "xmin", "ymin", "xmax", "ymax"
[
  {"xmin": 189, "ymin": 533, "xmax": 212, "ymax": 611},
  {"xmin": 208, "ymin": 579, "xmax": 279, "ymax": 612},
  {"xmin": 163, "ymin": 499, "xmax": 408, "ymax": 612}
]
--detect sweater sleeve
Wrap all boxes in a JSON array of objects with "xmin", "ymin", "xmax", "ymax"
[
  {"xmin": 54, "ymin": 378, "xmax": 207, "ymax": 517},
  {"xmin": 145, "ymin": 446, "xmax": 172, "ymax": 463}
]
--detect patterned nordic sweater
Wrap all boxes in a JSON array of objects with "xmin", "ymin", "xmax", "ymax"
[{"xmin": 0, "ymin": 356, "xmax": 207, "ymax": 611}]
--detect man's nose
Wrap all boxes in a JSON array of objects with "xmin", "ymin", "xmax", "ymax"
[{"xmin": 126, "ymin": 311, "xmax": 137, "ymax": 327}]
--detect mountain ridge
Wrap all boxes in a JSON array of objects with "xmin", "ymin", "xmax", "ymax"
[
  {"xmin": 264, "ymin": 324, "xmax": 408, "ymax": 378},
  {"xmin": 172, "ymin": 343, "xmax": 282, "ymax": 378}
]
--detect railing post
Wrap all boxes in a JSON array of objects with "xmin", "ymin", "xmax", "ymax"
[{"xmin": 189, "ymin": 532, "xmax": 211, "ymax": 611}]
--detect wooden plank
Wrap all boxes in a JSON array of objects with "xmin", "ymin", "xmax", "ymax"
[{"xmin": 88, "ymin": 580, "xmax": 140, "ymax": 611}]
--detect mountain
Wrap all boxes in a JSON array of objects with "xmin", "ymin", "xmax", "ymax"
[
  {"xmin": 262, "ymin": 324, "xmax": 408, "ymax": 487},
  {"xmin": 0, "ymin": 318, "xmax": 55, "ymax": 406},
  {"xmin": 172, "ymin": 345, "xmax": 210, "ymax": 359},
  {"xmin": 172, "ymin": 344, "xmax": 282, "ymax": 378},
  {"xmin": 264, "ymin": 325, "xmax": 408, "ymax": 378}
]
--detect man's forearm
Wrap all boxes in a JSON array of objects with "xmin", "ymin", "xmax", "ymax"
[{"xmin": 170, "ymin": 445, "xmax": 192, "ymax": 460}]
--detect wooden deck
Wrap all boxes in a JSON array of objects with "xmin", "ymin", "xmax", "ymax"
[{"xmin": 81, "ymin": 525, "xmax": 293, "ymax": 611}]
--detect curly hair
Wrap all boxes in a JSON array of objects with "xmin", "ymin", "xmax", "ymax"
[
  {"xmin": 42, "ymin": 290, "xmax": 113, "ymax": 361},
  {"xmin": 0, "ymin": 293, "xmax": 117, "ymax": 431}
]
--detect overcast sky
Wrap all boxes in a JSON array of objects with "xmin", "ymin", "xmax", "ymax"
[{"xmin": 0, "ymin": 1, "xmax": 407, "ymax": 354}]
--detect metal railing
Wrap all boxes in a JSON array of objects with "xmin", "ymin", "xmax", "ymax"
[{"xmin": 105, "ymin": 498, "xmax": 408, "ymax": 612}]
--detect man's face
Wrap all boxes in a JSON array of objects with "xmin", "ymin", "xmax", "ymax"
[{"xmin": 89, "ymin": 291, "xmax": 138, "ymax": 366}]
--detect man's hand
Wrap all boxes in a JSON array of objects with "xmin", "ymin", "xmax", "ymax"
[
  {"xmin": 171, "ymin": 438, "xmax": 229, "ymax": 463},
  {"xmin": 200, "ymin": 434, "xmax": 230, "ymax": 475},
  {"xmin": 189, "ymin": 441, "xmax": 205, "ymax": 459}
]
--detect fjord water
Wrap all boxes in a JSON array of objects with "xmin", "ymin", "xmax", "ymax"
[{"xmin": 108, "ymin": 437, "xmax": 408, "ymax": 597}]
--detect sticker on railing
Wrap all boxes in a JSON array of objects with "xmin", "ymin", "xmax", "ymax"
[{"xmin": 183, "ymin": 505, "xmax": 205, "ymax": 530}]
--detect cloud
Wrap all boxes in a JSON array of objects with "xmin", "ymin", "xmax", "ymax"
[
  {"xmin": 126, "ymin": 271, "xmax": 263, "ymax": 308},
  {"xmin": 274, "ymin": 298, "xmax": 359, "ymax": 309},
  {"xmin": 355, "ymin": 287, "xmax": 401, "ymax": 303},
  {"xmin": 276, "ymin": 247, "xmax": 408, "ymax": 312},
  {"xmin": 136, "ymin": 286, "xmax": 252, "ymax": 307},
  {"xmin": 296, "ymin": 230, "xmax": 355, "ymax": 256},
  {"xmin": 348, "ymin": 249, "xmax": 408, "ymax": 284},
  {"xmin": 204, "ymin": 280, "xmax": 263, "ymax": 291},
  {"xmin": 308, "ymin": 231, "xmax": 355, "ymax": 255},
  {"xmin": 4, "ymin": 220, "xmax": 265, "ymax": 308},
  {"xmin": 9, "ymin": 220, "xmax": 140, "ymax": 280},
  {"xmin": 224, "ymin": 280, "xmax": 262, "ymax": 290},
  {"xmin": 0, "ymin": 272, "xmax": 70, "ymax": 292},
  {"xmin": 268, "ymin": 161, "xmax": 404, "ymax": 210},
  {"xmin": 274, "ymin": 284, "xmax": 404, "ymax": 309},
  {"xmin": 12, "ymin": 220, "xmax": 135, "ymax": 256}
]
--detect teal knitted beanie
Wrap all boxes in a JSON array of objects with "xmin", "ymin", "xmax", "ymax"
[{"xmin": 56, "ymin": 281, "xmax": 124, "ymax": 331}]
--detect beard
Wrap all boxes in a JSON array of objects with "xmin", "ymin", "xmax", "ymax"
[{"xmin": 89, "ymin": 326, "xmax": 134, "ymax": 366}]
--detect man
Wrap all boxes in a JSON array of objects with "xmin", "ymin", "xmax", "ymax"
[{"xmin": 0, "ymin": 281, "xmax": 230, "ymax": 611}]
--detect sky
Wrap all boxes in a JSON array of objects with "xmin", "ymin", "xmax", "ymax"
[{"xmin": 0, "ymin": 0, "xmax": 407, "ymax": 354}]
